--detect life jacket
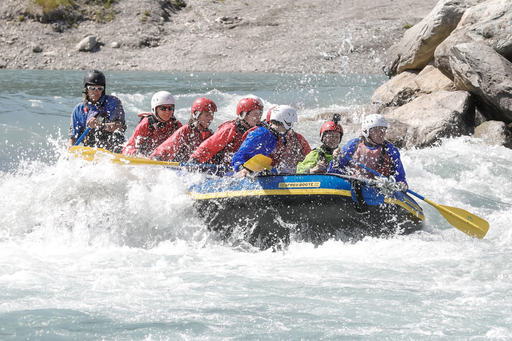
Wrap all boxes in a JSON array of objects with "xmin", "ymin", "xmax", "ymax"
[
  {"xmin": 350, "ymin": 137, "xmax": 394, "ymax": 178},
  {"xmin": 83, "ymin": 96, "xmax": 125, "ymax": 152},
  {"xmin": 208, "ymin": 119, "xmax": 250, "ymax": 166},
  {"xmin": 268, "ymin": 130, "xmax": 309, "ymax": 173},
  {"xmin": 137, "ymin": 113, "xmax": 181, "ymax": 156},
  {"xmin": 150, "ymin": 123, "xmax": 213, "ymax": 162}
]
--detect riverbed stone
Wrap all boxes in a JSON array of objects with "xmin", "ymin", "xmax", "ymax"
[
  {"xmin": 473, "ymin": 120, "xmax": 512, "ymax": 148},
  {"xmin": 76, "ymin": 36, "xmax": 97, "ymax": 52},
  {"xmin": 383, "ymin": 0, "xmax": 475, "ymax": 77},
  {"xmin": 435, "ymin": 0, "xmax": 512, "ymax": 79},
  {"xmin": 383, "ymin": 90, "xmax": 475, "ymax": 148},
  {"xmin": 449, "ymin": 42, "xmax": 512, "ymax": 124}
]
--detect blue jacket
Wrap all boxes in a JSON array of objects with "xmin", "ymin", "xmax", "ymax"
[
  {"xmin": 327, "ymin": 137, "xmax": 407, "ymax": 184},
  {"xmin": 232, "ymin": 127, "xmax": 277, "ymax": 172},
  {"xmin": 68, "ymin": 95, "xmax": 125, "ymax": 139}
]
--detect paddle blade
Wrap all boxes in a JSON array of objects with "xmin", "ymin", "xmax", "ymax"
[
  {"xmin": 424, "ymin": 199, "xmax": 489, "ymax": 239},
  {"xmin": 244, "ymin": 154, "xmax": 273, "ymax": 172},
  {"xmin": 69, "ymin": 146, "xmax": 180, "ymax": 167}
]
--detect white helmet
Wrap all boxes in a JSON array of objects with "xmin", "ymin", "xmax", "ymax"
[
  {"xmin": 151, "ymin": 91, "xmax": 175, "ymax": 114},
  {"xmin": 269, "ymin": 105, "xmax": 298, "ymax": 130},
  {"xmin": 362, "ymin": 114, "xmax": 388, "ymax": 138}
]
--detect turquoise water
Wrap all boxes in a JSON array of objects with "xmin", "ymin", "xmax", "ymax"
[{"xmin": 0, "ymin": 70, "xmax": 511, "ymax": 340}]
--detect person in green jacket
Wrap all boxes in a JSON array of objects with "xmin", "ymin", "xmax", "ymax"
[{"xmin": 297, "ymin": 114, "xmax": 344, "ymax": 174}]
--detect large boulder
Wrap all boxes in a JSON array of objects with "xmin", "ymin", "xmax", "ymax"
[
  {"xmin": 383, "ymin": 90, "xmax": 475, "ymax": 148},
  {"xmin": 473, "ymin": 120, "xmax": 512, "ymax": 148},
  {"xmin": 449, "ymin": 42, "xmax": 512, "ymax": 123},
  {"xmin": 383, "ymin": 0, "xmax": 475, "ymax": 77},
  {"xmin": 372, "ymin": 65, "xmax": 455, "ymax": 106},
  {"xmin": 435, "ymin": 0, "xmax": 512, "ymax": 79},
  {"xmin": 371, "ymin": 71, "xmax": 420, "ymax": 106}
]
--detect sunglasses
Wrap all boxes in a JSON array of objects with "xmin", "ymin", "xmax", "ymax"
[
  {"xmin": 87, "ymin": 85, "xmax": 104, "ymax": 92},
  {"xmin": 158, "ymin": 105, "xmax": 175, "ymax": 111}
]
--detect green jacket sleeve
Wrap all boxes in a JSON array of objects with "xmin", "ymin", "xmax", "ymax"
[{"xmin": 296, "ymin": 149, "xmax": 323, "ymax": 174}]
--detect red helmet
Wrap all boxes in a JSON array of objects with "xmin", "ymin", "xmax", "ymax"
[
  {"xmin": 191, "ymin": 97, "xmax": 217, "ymax": 118},
  {"xmin": 236, "ymin": 98, "xmax": 264, "ymax": 117},
  {"xmin": 320, "ymin": 121, "xmax": 344, "ymax": 136},
  {"xmin": 265, "ymin": 106, "xmax": 276, "ymax": 124},
  {"xmin": 320, "ymin": 114, "xmax": 344, "ymax": 143}
]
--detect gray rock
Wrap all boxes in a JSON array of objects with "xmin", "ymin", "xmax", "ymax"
[
  {"xmin": 473, "ymin": 120, "xmax": 512, "ymax": 148},
  {"xmin": 435, "ymin": 0, "xmax": 512, "ymax": 79},
  {"xmin": 110, "ymin": 41, "xmax": 121, "ymax": 48},
  {"xmin": 372, "ymin": 70, "xmax": 420, "ymax": 106},
  {"xmin": 383, "ymin": 90, "xmax": 475, "ymax": 148},
  {"xmin": 51, "ymin": 23, "xmax": 62, "ymax": 33},
  {"xmin": 372, "ymin": 65, "xmax": 455, "ymax": 106},
  {"xmin": 384, "ymin": 0, "xmax": 475, "ymax": 76},
  {"xmin": 76, "ymin": 36, "xmax": 97, "ymax": 52},
  {"xmin": 449, "ymin": 42, "xmax": 512, "ymax": 124},
  {"xmin": 414, "ymin": 65, "xmax": 456, "ymax": 94},
  {"xmin": 32, "ymin": 44, "xmax": 42, "ymax": 53}
]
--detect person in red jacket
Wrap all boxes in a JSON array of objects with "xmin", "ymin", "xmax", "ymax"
[
  {"xmin": 123, "ymin": 91, "xmax": 182, "ymax": 157},
  {"xmin": 150, "ymin": 97, "xmax": 216, "ymax": 162},
  {"xmin": 187, "ymin": 97, "xmax": 264, "ymax": 166}
]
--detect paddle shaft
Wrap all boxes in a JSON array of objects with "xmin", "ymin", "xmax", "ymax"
[
  {"xmin": 73, "ymin": 127, "xmax": 91, "ymax": 146},
  {"xmin": 343, "ymin": 155, "xmax": 488, "ymax": 238}
]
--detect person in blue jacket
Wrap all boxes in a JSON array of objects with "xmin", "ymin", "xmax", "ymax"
[
  {"xmin": 327, "ymin": 114, "xmax": 408, "ymax": 192},
  {"xmin": 232, "ymin": 105, "xmax": 311, "ymax": 177},
  {"xmin": 67, "ymin": 70, "xmax": 126, "ymax": 153}
]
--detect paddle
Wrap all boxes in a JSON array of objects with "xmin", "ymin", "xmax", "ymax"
[
  {"xmin": 68, "ymin": 145, "xmax": 223, "ymax": 170},
  {"xmin": 73, "ymin": 127, "xmax": 91, "ymax": 146},
  {"xmin": 242, "ymin": 154, "xmax": 277, "ymax": 173},
  {"xmin": 343, "ymin": 155, "xmax": 489, "ymax": 239}
]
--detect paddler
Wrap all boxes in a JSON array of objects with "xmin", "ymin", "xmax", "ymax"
[
  {"xmin": 327, "ymin": 114, "xmax": 408, "ymax": 192},
  {"xmin": 150, "ymin": 97, "xmax": 216, "ymax": 162},
  {"xmin": 232, "ymin": 105, "xmax": 311, "ymax": 177},
  {"xmin": 123, "ymin": 91, "xmax": 182, "ymax": 157},
  {"xmin": 297, "ymin": 114, "xmax": 344, "ymax": 174},
  {"xmin": 67, "ymin": 69, "xmax": 126, "ymax": 153},
  {"xmin": 187, "ymin": 96, "xmax": 264, "ymax": 167}
]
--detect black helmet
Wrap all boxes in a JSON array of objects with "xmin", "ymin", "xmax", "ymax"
[{"xmin": 83, "ymin": 69, "xmax": 106, "ymax": 87}]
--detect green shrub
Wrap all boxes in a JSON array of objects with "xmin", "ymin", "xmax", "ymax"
[{"xmin": 33, "ymin": 0, "xmax": 74, "ymax": 12}]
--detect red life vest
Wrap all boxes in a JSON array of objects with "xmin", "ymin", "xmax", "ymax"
[
  {"xmin": 150, "ymin": 123, "xmax": 212, "ymax": 162},
  {"xmin": 189, "ymin": 119, "xmax": 249, "ymax": 166},
  {"xmin": 350, "ymin": 138, "xmax": 394, "ymax": 179},
  {"xmin": 123, "ymin": 113, "xmax": 182, "ymax": 157}
]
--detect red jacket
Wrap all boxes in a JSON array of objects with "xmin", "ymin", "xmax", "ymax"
[
  {"xmin": 123, "ymin": 114, "xmax": 182, "ymax": 157},
  {"xmin": 150, "ymin": 124, "xmax": 213, "ymax": 162},
  {"xmin": 242, "ymin": 126, "xmax": 311, "ymax": 173},
  {"xmin": 189, "ymin": 119, "xmax": 250, "ymax": 166}
]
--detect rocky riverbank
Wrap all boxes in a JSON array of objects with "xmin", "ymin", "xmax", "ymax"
[{"xmin": 0, "ymin": 0, "xmax": 438, "ymax": 74}]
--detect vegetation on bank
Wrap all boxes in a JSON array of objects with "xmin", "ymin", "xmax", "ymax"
[{"xmin": 28, "ymin": 0, "xmax": 116, "ymax": 24}]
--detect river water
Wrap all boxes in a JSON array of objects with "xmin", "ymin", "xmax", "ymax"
[{"xmin": 0, "ymin": 70, "xmax": 511, "ymax": 340}]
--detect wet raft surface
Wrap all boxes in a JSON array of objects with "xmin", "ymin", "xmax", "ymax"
[{"xmin": 190, "ymin": 174, "xmax": 425, "ymax": 250}]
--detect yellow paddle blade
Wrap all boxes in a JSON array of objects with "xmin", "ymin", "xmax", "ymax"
[
  {"xmin": 68, "ymin": 146, "xmax": 180, "ymax": 167},
  {"xmin": 244, "ymin": 154, "xmax": 273, "ymax": 172},
  {"xmin": 424, "ymin": 198, "xmax": 489, "ymax": 239}
]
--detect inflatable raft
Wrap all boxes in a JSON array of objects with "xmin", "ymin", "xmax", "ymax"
[{"xmin": 189, "ymin": 173, "xmax": 425, "ymax": 250}]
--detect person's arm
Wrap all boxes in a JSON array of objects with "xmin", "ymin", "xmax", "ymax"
[
  {"xmin": 67, "ymin": 105, "xmax": 84, "ymax": 150},
  {"xmin": 327, "ymin": 138, "xmax": 357, "ymax": 174},
  {"xmin": 123, "ymin": 118, "xmax": 151, "ymax": 156},
  {"xmin": 232, "ymin": 128, "xmax": 276, "ymax": 173},
  {"xmin": 296, "ymin": 150, "xmax": 322, "ymax": 174},
  {"xmin": 150, "ymin": 126, "xmax": 186, "ymax": 161},
  {"xmin": 387, "ymin": 142, "xmax": 408, "ymax": 188},
  {"xmin": 190, "ymin": 124, "xmax": 234, "ymax": 163}
]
